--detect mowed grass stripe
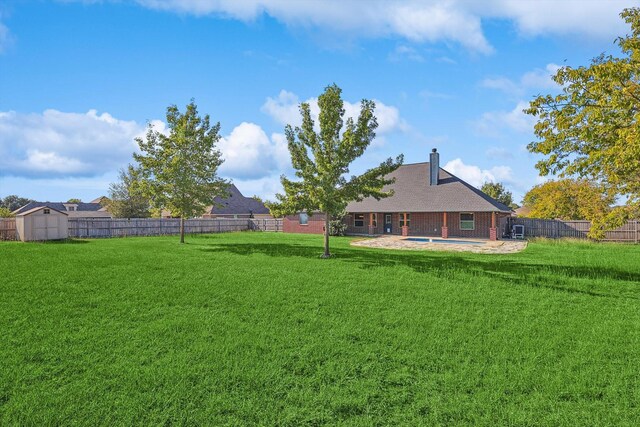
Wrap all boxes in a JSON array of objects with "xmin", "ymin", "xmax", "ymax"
[{"xmin": 0, "ymin": 233, "xmax": 639, "ymax": 425}]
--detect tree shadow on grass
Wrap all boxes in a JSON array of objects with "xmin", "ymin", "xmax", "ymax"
[{"xmin": 199, "ymin": 242, "xmax": 640, "ymax": 300}]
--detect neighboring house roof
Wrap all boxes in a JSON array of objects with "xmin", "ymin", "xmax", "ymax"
[
  {"xmin": 16, "ymin": 205, "xmax": 68, "ymax": 216},
  {"xmin": 346, "ymin": 162, "xmax": 512, "ymax": 213},
  {"xmin": 13, "ymin": 202, "xmax": 110, "ymax": 217},
  {"xmin": 207, "ymin": 184, "xmax": 270, "ymax": 215}
]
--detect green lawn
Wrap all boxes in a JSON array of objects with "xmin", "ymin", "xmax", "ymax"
[{"xmin": 1, "ymin": 233, "xmax": 639, "ymax": 426}]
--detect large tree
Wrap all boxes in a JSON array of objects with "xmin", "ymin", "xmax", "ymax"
[
  {"xmin": 480, "ymin": 181, "xmax": 514, "ymax": 208},
  {"xmin": 0, "ymin": 207, "xmax": 13, "ymax": 218},
  {"xmin": 106, "ymin": 165, "xmax": 151, "ymax": 219},
  {"xmin": 522, "ymin": 179, "xmax": 614, "ymax": 223},
  {"xmin": 525, "ymin": 8, "xmax": 640, "ymax": 235},
  {"xmin": 0, "ymin": 195, "xmax": 34, "ymax": 212},
  {"xmin": 269, "ymin": 84, "xmax": 403, "ymax": 257},
  {"xmin": 134, "ymin": 101, "xmax": 229, "ymax": 243}
]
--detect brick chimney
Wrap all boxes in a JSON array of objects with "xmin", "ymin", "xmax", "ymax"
[{"xmin": 429, "ymin": 148, "xmax": 439, "ymax": 186}]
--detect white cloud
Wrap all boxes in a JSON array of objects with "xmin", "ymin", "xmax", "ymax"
[
  {"xmin": 261, "ymin": 90, "xmax": 408, "ymax": 135},
  {"xmin": 0, "ymin": 109, "xmax": 151, "ymax": 178},
  {"xmin": 388, "ymin": 45, "xmax": 424, "ymax": 62},
  {"xmin": 127, "ymin": 0, "xmax": 635, "ymax": 53},
  {"xmin": 136, "ymin": 0, "xmax": 493, "ymax": 53},
  {"xmin": 0, "ymin": 21, "xmax": 11, "ymax": 53},
  {"xmin": 482, "ymin": 63, "xmax": 561, "ymax": 96},
  {"xmin": 443, "ymin": 158, "xmax": 513, "ymax": 188},
  {"xmin": 479, "ymin": 0, "xmax": 631, "ymax": 39},
  {"xmin": 218, "ymin": 122, "xmax": 291, "ymax": 180},
  {"xmin": 474, "ymin": 101, "xmax": 535, "ymax": 136},
  {"xmin": 231, "ymin": 175, "xmax": 284, "ymax": 202}
]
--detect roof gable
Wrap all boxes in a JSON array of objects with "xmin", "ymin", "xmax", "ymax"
[
  {"xmin": 13, "ymin": 201, "xmax": 104, "ymax": 215},
  {"xmin": 346, "ymin": 162, "xmax": 512, "ymax": 213},
  {"xmin": 208, "ymin": 184, "xmax": 270, "ymax": 215},
  {"xmin": 16, "ymin": 205, "xmax": 68, "ymax": 216}
]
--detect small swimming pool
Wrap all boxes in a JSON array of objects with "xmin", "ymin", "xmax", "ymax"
[{"xmin": 404, "ymin": 237, "xmax": 484, "ymax": 245}]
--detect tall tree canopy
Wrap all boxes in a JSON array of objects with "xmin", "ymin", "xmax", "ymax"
[
  {"xmin": 134, "ymin": 101, "xmax": 229, "ymax": 243},
  {"xmin": 0, "ymin": 195, "xmax": 35, "ymax": 212},
  {"xmin": 525, "ymin": 7, "xmax": 640, "ymax": 232},
  {"xmin": 67, "ymin": 198, "xmax": 82, "ymax": 204},
  {"xmin": 269, "ymin": 84, "xmax": 403, "ymax": 257},
  {"xmin": 480, "ymin": 182, "xmax": 514, "ymax": 208},
  {"xmin": 106, "ymin": 165, "xmax": 151, "ymax": 219},
  {"xmin": 522, "ymin": 179, "xmax": 614, "ymax": 225}
]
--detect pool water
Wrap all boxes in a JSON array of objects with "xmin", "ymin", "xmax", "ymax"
[{"xmin": 404, "ymin": 237, "xmax": 484, "ymax": 245}]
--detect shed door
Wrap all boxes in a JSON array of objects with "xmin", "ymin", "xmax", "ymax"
[
  {"xmin": 33, "ymin": 214, "xmax": 60, "ymax": 240},
  {"xmin": 33, "ymin": 215, "xmax": 47, "ymax": 240}
]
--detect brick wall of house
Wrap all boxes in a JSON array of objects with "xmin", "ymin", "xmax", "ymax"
[
  {"xmin": 283, "ymin": 213, "xmax": 326, "ymax": 234},
  {"xmin": 344, "ymin": 211, "xmax": 509, "ymax": 239},
  {"xmin": 344, "ymin": 213, "xmax": 384, "ymax": 235}
]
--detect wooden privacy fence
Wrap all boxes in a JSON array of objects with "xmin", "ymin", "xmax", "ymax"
[
  {"xmin": 508, "ymin": 217, "xmax": 640, "ymax": 243},
  {"xmin": 0, "ymin": 218, "xmax": 16, "ymax": 241},
  {"xmin": 249, "ymin": 218, "xmax": 282, "ymax": 232},
  {"xmin": 68, "ymin": 218, "xmax": 282, "ymax": 238}
]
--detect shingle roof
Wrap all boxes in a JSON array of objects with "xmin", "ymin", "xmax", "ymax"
[
  {"xmin": 346, "ymin": 162, "xmax": 512, "ymax": 213},
  {"xmin": 207, "ymin": 184, "xmax": 270, "ymax": 215},
  {"xmin": 16, "ymin": 205, "xmax": 68, "ymax": 216},
  {"xmin": 13, "ymin": 202, "xmax": 104, "ymax": 214}
]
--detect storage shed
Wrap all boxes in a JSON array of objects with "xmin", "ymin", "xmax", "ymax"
[{"xmin": 15, "ymin": 206, "xmax": 69, "ymax": 242}]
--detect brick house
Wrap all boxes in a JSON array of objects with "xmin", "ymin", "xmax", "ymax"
[{"xmin": 284, "ymin": 149, "xmax": 512, "ymax": 240}]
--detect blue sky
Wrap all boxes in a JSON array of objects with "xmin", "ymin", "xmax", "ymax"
[{"xmin": 0, "ymin": 0, "xmax": 637, "ymax": 204}]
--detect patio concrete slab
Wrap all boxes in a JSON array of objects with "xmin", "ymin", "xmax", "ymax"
[{"xmin": 350, "ymin": 235, "xmax": 527, "ymax": 254}]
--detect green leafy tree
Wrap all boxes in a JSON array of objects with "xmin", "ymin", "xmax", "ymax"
[
  {"xmin": 0, "ymin": 207, "xmax": 14, "ymax": 218},
  {"xmin": 480, "ymin": 182, "xmax": 514, "ymax": 208},
  {"xmin": 66, "ymin": 198, "xmax": 82, "ymax": 203},
  {"xmin": 269, "ymin": 84, "xmax": 404, "ymax": 257},
  {"xmin": 134, "ymin": 101, "xmax": 229, "ymax": 243},
  {"xmin": 0, "ymin": 195, "xmax": 35, "ymax": 212},
  {"xmin": 329, "ymin": 209, "xmax": 348, "ymax": 237},
  {"xmin": 525, "ymin": 8, "xmax": 640, "ymax": 236},
  {"xmin": 106, "ymin": 165, "xmax": 151, "ymax": 219},
  {"xmin": 522, "ymin": 179, "xmax": 614, "ymax": 223}
]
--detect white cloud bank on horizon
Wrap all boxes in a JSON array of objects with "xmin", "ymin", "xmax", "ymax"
[
  {"xmin": 133, "ymin": 0, "xmax": 635, "ymax": 53},
  {"xmin": 0, "ymin": 108, "xmax": 291, "ymax": 184},
  {"xmin": 443, "ymin": 158, "xmax": 513, "ymax": 188},
  {"xmin": 0, "ymin": 109, "xmax": 164, "ymax": 178}
]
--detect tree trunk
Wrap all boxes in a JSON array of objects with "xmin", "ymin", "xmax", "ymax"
[
  {"xmin": 180, "ymin": 216, "xmax": 185, "ymax": 244},
  {"xmin": 322, "ymin": 212, "xmax": 331, "ymax": 258}
]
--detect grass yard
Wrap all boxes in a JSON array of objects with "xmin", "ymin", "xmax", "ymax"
[{"xmin": 1, "ymin": 232, "xmax": 639, "ymax": 425}]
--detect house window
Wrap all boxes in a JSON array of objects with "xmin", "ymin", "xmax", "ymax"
[
  {"xmin": 43, "ymin": 209, "xmax": 50, "ymax": 215},
  {"xmin": 372, "ymin": 213, "xmax": 377, "ymax": 227},
  {"xmin": 399, "ymin": 213, "xmax": 411, "ymax": 227},
  {"xmin": 299, "ymin": 212, "xmax": 308, "ymax": 225},
  {"xmin": 354, "ymin": 213, "xmax": 365, "ymax": 227},
  {"xmin": 460, "ymin": 213, "xmax": 475, "ymax": 230}
]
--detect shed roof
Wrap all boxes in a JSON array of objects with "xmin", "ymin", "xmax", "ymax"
[
  {"xmin": 16, "ymin": 205, "xmax": 68, "ymax": 216},
  {"xmin": 13, "ymin": 202, "xmax": 104, "ymax": 215},
  {"xmin": 346, "ymin": 162, "xmax": 512, "ymax": 213}
]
